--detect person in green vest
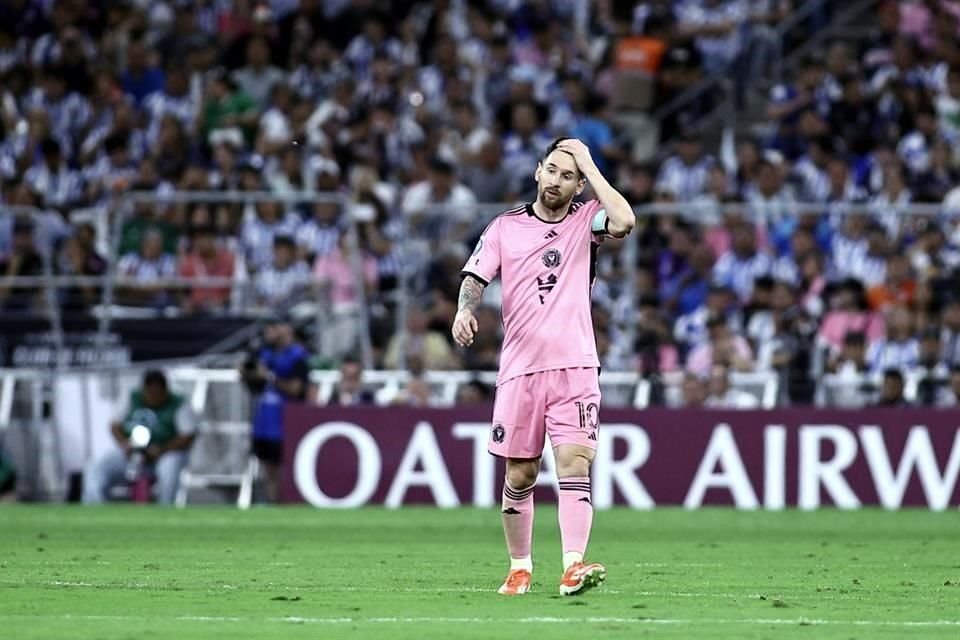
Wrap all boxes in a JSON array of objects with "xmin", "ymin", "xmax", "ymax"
[{"xmin": 82, "ymin": 370, "xmax": 196, "ymax": 505}]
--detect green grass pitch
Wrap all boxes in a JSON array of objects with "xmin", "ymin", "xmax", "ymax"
[{"xmin": 1, "ymin": 507, "xmax": 958, "ymax": 639}]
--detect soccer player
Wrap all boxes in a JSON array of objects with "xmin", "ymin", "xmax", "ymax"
[{"xmin": 452, "ymin": 137, "xmax": 635, "ymax": 595}]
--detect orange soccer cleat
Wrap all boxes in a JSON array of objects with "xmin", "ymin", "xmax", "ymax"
[
  {"xmin": 559, "ymin": 561, "xmax": 606, "ymax": 596},
  {"xmin": 497, "ymin": 569, "xmax": 532, "ymax": 595}
]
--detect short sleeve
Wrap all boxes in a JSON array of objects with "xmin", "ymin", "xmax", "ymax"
[
  {"xmin": 112, "ymin": 395, "xmax": 131, "ymax": 425},
  {"xmin": 461, "ymin": 217, "xmax": 502, "ymax": 285},
  {"xmin": 175, "ymin": 402, "xmax": 197, "ymax": 436},
  {"xmin": 577, "ymin": 199, "xmax": 608, "ymax": 244}
]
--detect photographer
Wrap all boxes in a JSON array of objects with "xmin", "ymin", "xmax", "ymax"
[
  {"xmin": 82, "ymin": 370, "xmax": 195, "ymax": 505},
  {"xmin": 241, "ymin": 315, "xmax": 309, "ymax": 502}
]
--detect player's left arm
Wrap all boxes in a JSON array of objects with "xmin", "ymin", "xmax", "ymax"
[{"xmin": 556, "ymin": 138, "xmax": 635, "ymax": 238}]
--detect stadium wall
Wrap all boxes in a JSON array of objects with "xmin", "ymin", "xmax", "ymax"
[{"xmin": 282, "ymin": 406, "xmax": 960, "ymax": 510}]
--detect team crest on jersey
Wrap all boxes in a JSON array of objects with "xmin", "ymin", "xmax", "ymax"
[
  {"xmin": 492, "ymin": 423, "xmax": 506, "ymax": 443},
  {"xmin": 542, "ymin": 248, "xmax": 561, "ymax": 268}
]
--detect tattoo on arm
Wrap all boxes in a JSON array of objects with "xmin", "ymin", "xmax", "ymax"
[{"xmin": 458, "ymin": 276, "xmax": 485, "ymax": 313}]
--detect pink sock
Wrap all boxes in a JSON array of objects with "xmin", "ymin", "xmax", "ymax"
[
  {"xmin": 558, "ymin": 476, "xmax": 593, "ymax": 558},
  {"xmin": 502, "ymin": 480, "xmax": 535, "ymax": 561}
]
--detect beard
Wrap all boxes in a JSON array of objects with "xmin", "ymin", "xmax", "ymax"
[{"xmin": 537, "ymin": 187, "xmax": 573, "ymax": 212}]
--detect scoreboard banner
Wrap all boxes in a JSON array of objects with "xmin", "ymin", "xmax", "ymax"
[{"xmin": 280, "ymin": 406, "xmax": 960, "ymax": 510}]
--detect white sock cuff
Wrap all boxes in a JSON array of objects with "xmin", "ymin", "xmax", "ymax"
[
  {"xmin": 510, "ymin": 556, "xmax": 533, "ymax": 572},
  {"xmin": 562, "ymin": 551, "xmax": 583, "ymax": 570}
]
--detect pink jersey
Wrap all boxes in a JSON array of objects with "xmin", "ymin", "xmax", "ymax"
[{"xmin": 461, "ymin": 200, "xmax": 608, "ymax": 385}]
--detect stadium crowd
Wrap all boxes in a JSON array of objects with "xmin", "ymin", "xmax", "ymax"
[{"xmin": 0, "ymin": 0, "xmax": 959, "ymax": 409}]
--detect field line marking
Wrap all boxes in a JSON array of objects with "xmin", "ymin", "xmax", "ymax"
[
  {"xmin": 9, "ymin": 581, "xmax": 866, "ymax": 600},
  {"xmin": 0, "ymin": 614, "xmax": 957, "ymax": 627}
]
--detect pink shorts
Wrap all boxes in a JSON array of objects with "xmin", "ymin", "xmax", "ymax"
[{"xmin": 489, "ymin": 367, "xmax": 601, "ymax": 459}]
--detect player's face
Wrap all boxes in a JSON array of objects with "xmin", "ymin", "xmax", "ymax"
[{"xmin": 535, "ymin": 151, "xmax": 584, "ymax": 212}]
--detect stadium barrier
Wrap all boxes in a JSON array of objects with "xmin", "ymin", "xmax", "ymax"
[{"xmin": 280, "ymin": 405, "xmax": 960, "ymax": 511}]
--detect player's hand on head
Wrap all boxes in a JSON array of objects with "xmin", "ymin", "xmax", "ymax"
[
  {"xmin": 556, "ymin": 138, "xmax": 595, "ymax": 173},
  {"xmin": 452, "ymin": 309, "xmax": 478, "ymax": 348}
]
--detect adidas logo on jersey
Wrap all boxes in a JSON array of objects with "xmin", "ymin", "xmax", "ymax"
[{"xmin": 544, "ymin": 230, "xmax": 559, "ymax": 239}]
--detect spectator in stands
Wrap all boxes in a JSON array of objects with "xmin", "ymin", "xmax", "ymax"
[
  {"xmin": 178, "ymin": 224, "xmax": 236, "ymax": 314},
  {"xmin": 668, "ymin": 244, "xmax": 716, "ymax": 317},
  {"xmin": 914, "ymin": 327, "xmax": 949, "ymax": 405},
  {"xmin": 657, "ymin": 220, "xmax": 695, "ymax": 301},
  {"xmin": 84, "ymin": 132, "xmax": 139, "ymax": 204},
  {"xmin": 297, "ymin": 199, "xmax": 342, "ymax": 262},
  {"xmin": 116, "ymin": 228, "xmax": 177, "ymax": 309},
  {"xmin": 120, "ymin": 40, "xmax": 164, "ymax": 107},
  {"xmin": 792, "ymin": 135, "xmax": 833, "ymax": 202},
  {"xmin": 705, "ymin": 364, "xmax": 760, "ymax": 409},
  {"xmin": 456, "ymin": 379, "xmax": 493, "ymax": 405},
  {"xmin": 818, "ymin": 280, "xmax": 885, "ymax": 353},
  {"xmin": 200, "ymin": 70, "xmax": 258, "ymax": 143},
  {"xmin": 240, "ymin": 198, "xmax": 300, "ymax": 273},
  {"xmin": 633, "ymin": 295, "xmax": 680, "ymax": 376},
  {"xmin": 232, "ymin": 37, "xmax": 286, "ymax": 109},
  {"xmin": 57, "ymin": 225, "xmax": 106, "ymax": 312},
  {"xmin": 23, "ymin": 137, "xmax": 83, "ymax": 211},
  {"xmin": 82, "ymin": 370, "xmax": 196, "ymax": 505},
  {"xmin": 686, "ymin": 315, "xmax": 755, "ymax": 377},
  {"xmin": 747, "ymin": 157, "xmax": 797, "ymax": 228},
  {"xmin": 462, "ymin": 305, "xmax": 501, "ymax": 371},
  {"xmin": 501, "ymin": 100, "xmax": 553, "ymax": 197},
  {"xmin": 868, "ymin": 163, "xmax": 912, "ymax": 237},
  {"xmin": 313, "ymin": 231, "xmax": 378, "ymax": 358},
  {"xmin": 867, "ymin": 253, "xmax": 917, "ymax": 311},
  {"xmin": 391, "ymin": 368, "xmax": 436, "ymax": 407},
  {"xmin": 875, "ymin": 368, "xmax": 910, "ymax": 407},
  {"xmin": 384, "ymin": 306, "xmax": 456, "ymax": 371},
  {"xmin": 915, "ymin": 137, "xmax": 959, "ymax": 201},
  {"xmin": 767, "ymin": 57, "xmax": 828, "ymax": 161},
  {"xmin": 867, "ymin": 306, "xmax": 920, "ymax": 373},
  {"xmin": 850, "ymin": 224, "xmax": 891, "ymax": 288},
  {"xmin": 675, "ymin": 283, "xmax": 741, "ymax": 354},
  {"xmin": 253, "ymin": 235, "xmax": 310, "ymax": 310},
  {"xmin": 680, "ymin": 371, "xmax": 709, "ymax": 408},
  {"xmin": 676, "ymin": 0, "xmax": 747, "ymax": 76},
  {"xmin": 327, "ymin": 356, "xmax": 376, "ymax": 406},
  {"xmin": 0, "ymin": 217, "xmax": 43, "ymax": 311},
  {"xmin": 940, "ymin": 297, "xmax": 960, "ymax": 366},
  {"xmin": 401, "ymin": 156, "xmax": 478, "ymax": 245},
  {"xmin": 241, "ymin": 315, "xmax": 309, "ymax": 502},
  {"xmin": 909, "ymin": 223, "xmax": 960, "ymax": 281},
  {"xmin": 935, "ymin": 365, "xmax": 960, "ymax": 407},
  {"xmin": 462, "ymin": 138, "xmax": 515, "ymax": 203},
  {"xmin": 713, "ymin": 222, "xmax": 773, "ymax": 302},
  {"xmin": 656, "ymin": 130, "xmax": 714, "ymax": 201}
]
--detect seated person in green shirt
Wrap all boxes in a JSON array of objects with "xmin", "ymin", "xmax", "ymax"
[{"xmin": 82, "ymin": 370, "xmax": 196, "ymax": 505}]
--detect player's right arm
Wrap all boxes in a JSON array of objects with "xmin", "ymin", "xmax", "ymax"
[
  {"xmin": 454, "ymin": 217, "xmax": 502, "ymax": 348},
  {"xmin": 453, "ymin": 275, "xmax": 485, "ymax": 347}
]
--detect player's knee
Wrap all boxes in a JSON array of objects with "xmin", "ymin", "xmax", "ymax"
[
  {"xmin": 505, "ymin": 460, "xmax": 539, "ymax": 490},
  {"xmin": 555, "ymin": 450, "xmax": 593, "ymax": 478}
]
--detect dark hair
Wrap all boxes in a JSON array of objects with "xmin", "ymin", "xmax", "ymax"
[
  {"xmin": 341, "ymin": 355, "xmax": 362, "ymax": 368},
  {"xmin": 542, "ymin": 137, "xmax": 575, "ymax": 161},
  {"xmin": 706, "ymin": 315, "xmax": 727, "ymax": 330},
  {"xmin": 40, "ymin": 138, "xmax": 61, "ymax": 156},
  {"xmin": 541, "ymin": 137, "xmax": 583, "ymax": 178},
  {"xmin": 143, "ymin": 369, "xmax": 168, "ymax": 389},
  {"xmin": 883, "ymin": 368, "xmax": 904, "ymax": 383},
  {"xmin": 429, "ymin": 156, "xmax": 455, "ymax": 175},
  {"xmin": 273, "ymin": 234, "xmax": 295, "ymax": 248},
  {"xmin": 843, "ymin": 331, "xmax": 866, "ymax": 346}
]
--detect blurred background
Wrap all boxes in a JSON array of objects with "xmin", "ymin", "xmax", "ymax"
[{"xmin": 0, "ymin": 0, "xmax": 959, "ymax": 505}]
